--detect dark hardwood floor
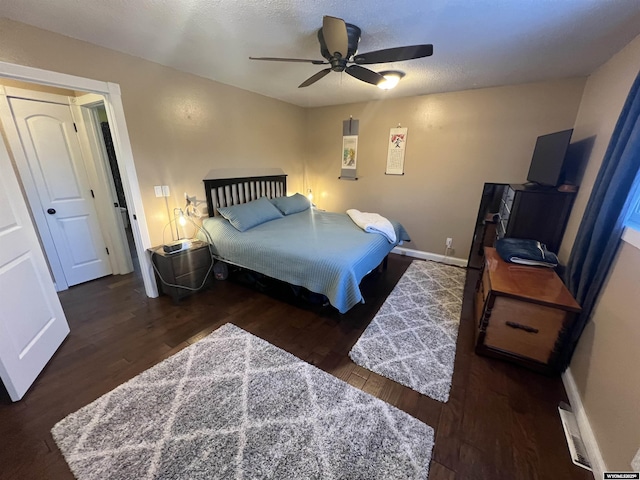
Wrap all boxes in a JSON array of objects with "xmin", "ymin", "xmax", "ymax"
[{"xmin": 0, "ymin": 254, "xmax": 592, "ymax": 480}]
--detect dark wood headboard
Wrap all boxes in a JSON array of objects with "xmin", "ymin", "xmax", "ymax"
[{"xmin": 203, "ymin": 174, "xmax": 288, "ymax": 217}]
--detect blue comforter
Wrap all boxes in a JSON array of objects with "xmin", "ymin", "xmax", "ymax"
[{"xmin": 200, "ymin": 208, "xmax": 410, "ymax": 313}]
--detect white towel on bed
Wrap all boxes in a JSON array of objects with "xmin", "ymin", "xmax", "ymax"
[{"xmin": 346, "ymin": 209, "xmax": 397, "ymax": 243}]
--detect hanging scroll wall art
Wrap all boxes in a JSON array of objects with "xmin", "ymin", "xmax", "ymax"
[
  {"xmin": 385, "ymin": 126, "xmax": 408, "ymax": 175},
  {"xmin": 340, "ymin": 117, "xmax": 359, "ymax": 180}
]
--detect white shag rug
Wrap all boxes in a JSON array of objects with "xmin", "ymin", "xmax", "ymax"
[
  {"xmin": 349, "ymin": 260, "xmax": 465, "ymax": 402},
  {"xmin": 52, "ymin": 323, "xmax": 435, "ymax": 479}
]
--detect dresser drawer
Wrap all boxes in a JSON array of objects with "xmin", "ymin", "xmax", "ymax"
[
  {"xmin": 170, "ymin": 245, "xmax": 211, "ymax": 277},
  {"xmin": 483, "ymin": 296, "xmax": 568, "ymax": 364},
  {"xmin": 175, "ymin": 266, "xmax": 212, "ymax": 289}
]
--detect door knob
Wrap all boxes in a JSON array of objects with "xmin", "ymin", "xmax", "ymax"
[{"xmin": 47, "ymin": 208, "xmax": 56, "ymax": 215}]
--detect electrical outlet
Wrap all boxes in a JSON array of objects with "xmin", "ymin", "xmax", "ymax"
[
  {"xmin": 162, "ymin": 185, "xmax": 170, "ymax": 197},
  {"xmin": 154, "ymin": 186, "xmax": 163, "ymax": 197},
  {"xmin": 446, "ymin": 237, "xmax": 453, "ymax": 248}
]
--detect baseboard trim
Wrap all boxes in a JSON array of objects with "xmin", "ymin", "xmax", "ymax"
[
  {"xmin": 562, "ymin": 368, "xmax": 607, "ymax": 479},
  {"xmin": 391, "ymin": 246, "xmax": 468, "ymax": 268}
]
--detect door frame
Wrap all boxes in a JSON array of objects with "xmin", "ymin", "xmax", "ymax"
[
  {"xmin": 0, "ymin": 60, "xmax": 158, "ymax": 297},
  {"xmin": 71, "ymin": 93, "xmax": 134, "ymax": 276},
  {"xmin": 0, "ymin": 86, "xmax": 127, "ymax": 287}
]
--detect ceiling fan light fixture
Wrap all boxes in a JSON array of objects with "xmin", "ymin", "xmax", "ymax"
[{"xmin": 377, "ymin": 71, "xmax": 405, "ymax": 90}]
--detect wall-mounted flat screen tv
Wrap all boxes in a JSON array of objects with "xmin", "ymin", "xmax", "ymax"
[{"xmin": 526, "ymin": 129, "xmax": 573, "ymax": 187}]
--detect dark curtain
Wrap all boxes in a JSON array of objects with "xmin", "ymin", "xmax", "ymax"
[{"xmin": 561, "ymin": 69, "xmax": 640, "ymax": 369}]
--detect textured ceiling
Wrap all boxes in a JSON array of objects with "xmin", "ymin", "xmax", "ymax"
[{"xmin": 2, "ymin": 0, "xmax": 640, "ymax": 107}]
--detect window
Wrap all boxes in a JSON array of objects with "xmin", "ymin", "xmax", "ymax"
[
  {"xmin": 627, "ymin": 199, "xmax": 640, "ymax": 229},
  {"xmin": 625, "ymin": 173, "xmax": 640, "ymax": 231},
  {"xmin": 623, "ymin": 175, "xmax": 640, "ymax": 250}
]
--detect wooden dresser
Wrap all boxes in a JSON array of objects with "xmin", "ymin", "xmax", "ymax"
[{"xmin": 474, "ymin": 247, "xmax": 581, "ymax": 374}]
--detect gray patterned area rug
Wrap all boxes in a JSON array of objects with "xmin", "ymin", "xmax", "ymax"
[
  {"xmin": 349, "ymin": 260, "xmax": 465, "ymax": 402},
  {"xmin": 52, "ymin": 323, "xmax": 434, "ymax": 479}
]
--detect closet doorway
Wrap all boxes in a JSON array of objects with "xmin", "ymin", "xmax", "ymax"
[
  {"xmin": 0, "ymin": 59, "xmax": 156, "ymax": 400},
  {"xmin": 73, "ymin": 93, "xmax": 137, "ymax": 276},
  {"xmin": 0, "ymin": 86, "xmax": 134, "ymax": 290}
]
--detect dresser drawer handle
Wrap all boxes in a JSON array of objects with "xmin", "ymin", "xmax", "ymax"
[{"xmin": 505, "ymin": 321, "xmax": 539, "ymax": 334}]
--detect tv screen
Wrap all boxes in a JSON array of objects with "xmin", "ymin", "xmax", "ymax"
[{"xmin": 526, "ymin": 129, "xmax": 573, "ymax": 187}]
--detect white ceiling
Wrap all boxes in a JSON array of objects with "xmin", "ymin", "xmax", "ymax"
[{"xmin": 2, "ymin": 0, "xmax": 640, "ymax": 108}]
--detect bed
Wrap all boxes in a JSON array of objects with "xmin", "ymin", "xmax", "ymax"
[{"xmin": 202, "ymin": 174, "xmax": 410, "ymax": 313}]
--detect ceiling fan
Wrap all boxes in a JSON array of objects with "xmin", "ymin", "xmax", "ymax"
[{"xmin": 250, "ymin": 16, "xmax": 433, "ymax": 88}]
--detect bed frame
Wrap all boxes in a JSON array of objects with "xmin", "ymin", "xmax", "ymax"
[
  {"xmin": 201, "ymin": 172, "xmax": 389, "ymax": 312},
  {"xmin": 203, "ymin": 174, "xmax": 288, "ymax": 217}
]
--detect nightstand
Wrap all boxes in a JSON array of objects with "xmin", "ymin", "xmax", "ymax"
[{"xmin": 149, "ymin": 240, "xmax": 214, "ymax": 303}]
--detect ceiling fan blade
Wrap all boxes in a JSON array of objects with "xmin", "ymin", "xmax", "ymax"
[
  {"xmin": 345, "ymin": 65, "xmax": 385, "ymax": 86},
  {"xmin": 298, "ymin": 68, "xmax": 332, "ymax": 88},
  {"xmin": 250, "ymin": 57, "xmax": 327, "ymax": 65},
  {"xmin": 322, "ymin": 16, "xmax": 349, "ymax": 58},
  {"xmin": 353, "ymin": 44, "xmax": 433, "ymax": 64}
]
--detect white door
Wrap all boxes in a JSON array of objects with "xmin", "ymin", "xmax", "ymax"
[
  {"xmin": 8, "ymin": 97, "xmax": 112, "ymax": 286},
  {"xmin": 0, "ymin": 126, "xmax": 70, "ymax": 401}
]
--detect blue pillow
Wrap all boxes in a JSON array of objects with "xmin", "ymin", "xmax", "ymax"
[
  {"xmin": 217, "ymin": 197, "xmax": 283, "ymax": 232},
  {"xmin": 270, "ymin": 193, "xmax": 311, "ymax": 215}
]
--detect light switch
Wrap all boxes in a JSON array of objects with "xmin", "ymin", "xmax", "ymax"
[
  {"xmin": 162, "ymin": 185, "xmax": 170, "ymax": 197},
  {"xmin": 154, "ymin": 186, "xmax": 163, "ymax": 197}
]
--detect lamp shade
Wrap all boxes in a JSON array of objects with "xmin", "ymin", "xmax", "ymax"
[{"xmin": 377, "ymin": 71, "xmax": 405, "ymax": 90}]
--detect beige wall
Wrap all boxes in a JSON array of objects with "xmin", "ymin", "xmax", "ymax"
[
  {"xmin": 305, "ymin": 78, "xmax": 585, "ymax": 257},
  {"xmin": 561, "ymin": 33, "xmax": 640, "ymax": 470},
  {"xmin": 2, "ymin": 12, "xmax": 640, "ymax": 469},
  {"xmin": 0, "ymin": 18, "xmax": 306, "ymax": 246},
  {"xmin": 0, "ymin": 17, "xmax": 586, "ymax": 256},
  {"xmin": 559, "ymin": 34, "xmax": 640, "ymax": 263},
  {"xmin": 571, "ymin": 243, "xmax": 640, "ymax": 469}
]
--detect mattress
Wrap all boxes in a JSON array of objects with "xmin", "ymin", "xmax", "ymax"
[{"xmin": 200, "ymin": 208, "xmax": 410, "ymax": 313}]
